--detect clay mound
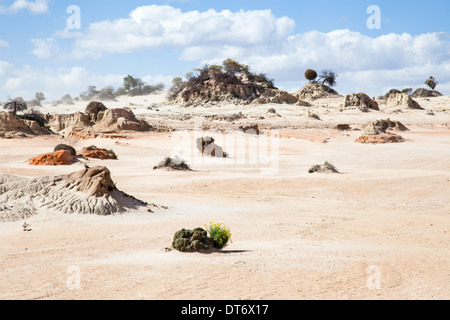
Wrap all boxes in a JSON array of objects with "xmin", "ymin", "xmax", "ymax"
[
  {"xmin": 252, "ymin": 89, "xmax": 310, "ymax": 106},
  {"xmin": 0, "ymin": 112, "xmax": 53, "ymax": 138},
  {"xmin": 344, "ymin": 93, "xmax": 379, "ymax": 111},
  {"xmin": 382, "ymin": 92, "xmax": 423, "ymax": 110},
  {"xmin": 85, "ymin": 101, "xmax": 107, "ymax": 122},
  {"xmin": 196, "ymin": 137, "xmax": 228, "ymax": 158},
  {"xmin": 0, "ymin": 166, "xmax": 147, "ymax": 222},
  {"xmin": 92, "ymin": 108, "xmax": 150, "ymax": 133},
  {"xmin": 27, "ymin": 150, "xmax": 77, "ymax": 166},
  {"xmin": 411, "ymin": 88, "xmax": 443, "ymax": 98},
  {"xmin": 78, "ymin": 146, "xmax": 118, "ymax": 160},
  {"xmin": 295, "ymin": 82, "xmax": 341, "ymax": 101},
  {"xmin": 356, "ymin": 119, "xmax": 407, "ymax": 144}
]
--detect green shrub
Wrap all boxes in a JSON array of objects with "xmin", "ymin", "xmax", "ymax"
[
  {"xmin": 172, "ymin": 228, "xmax": 213, "ymax": 252},
  {"xmin": 205, "ymin": 222, "xmax": 232, "ymax": 250},
  {"xmin": 305, "ymin": 69, "xmax": 318, "ymax": 82}
]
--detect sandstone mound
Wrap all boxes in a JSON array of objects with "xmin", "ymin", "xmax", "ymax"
[
  {"xmin": 78, "ymin": 146, "xmax": 118, "ymax": 160},
  {"xmin": 0, "ymin": 112, "xmax": 53, "ymax": 138},
  {"xmin": 27, "ymin": 150, "xmax": 77, "ymax": 166},
  {"xmin": 85, "ymin": 101, "xmax": 107, "ymax": 122},
  {"xmin": 295, "ymin": 82, "xmax": 341, "ymax": 101},
  {"xmin": 166, "ymin": 60, "xmax": 277, "ymax": 106},
  {"xmin": 382, "ymin": 91, "xmax": 423, "ymax": 110},
  {"xmin": 252, "ymin": 89, "xmax": 311, "ymax": 106},
  {"xmin": 411, "ymin": 88, "xmax": 443, "ymax": 98},
  {"xmin": 172, "ymin": 228, "xmax": 214, "ymax": 253},
  {"xmin": 92, "ymin": 108, "xmax": 150, "ymax": 132},
  {"xmin": 0, "ymin": 166, "xmax": 147, "ymax": 221},
  {"xmin": 356, "ymin": 119, "xmax": 407, "ymax": 144},
  {"xmin": 196, "ymin": 137, "xmax": 228, "ymax": 158},
  {"xmin": 45, "ymin": 102, "xmax": 150, "ymax": 140},
  {"xmin": 344, "ymin": 93, "xmax": 379, "ymax": 111}
]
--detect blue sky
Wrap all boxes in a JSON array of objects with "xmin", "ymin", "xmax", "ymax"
[{"xmin": 1, "ymin": 0, "xmax": 450, "ymax": 100}]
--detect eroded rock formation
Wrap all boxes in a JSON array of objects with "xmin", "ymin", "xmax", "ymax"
[{"xmin": 0, "ymin": 166, "xmax": 148, "ymax": 221}]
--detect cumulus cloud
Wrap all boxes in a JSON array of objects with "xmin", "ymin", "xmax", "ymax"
[
  {"xmin": 21, "ymin": 5, "xmax": 450, "ymax": 96},
  {"xmin": 0, "ymin": 0, "xmax": 48, "ymax": 14},
  {"xmin": 0, "ymin": 61, "xmax": 173, "ymax": 101}
]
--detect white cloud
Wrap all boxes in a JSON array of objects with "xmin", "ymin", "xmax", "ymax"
[
  {"xmin": 0, "ymin": 0, "xmax": 48, "ymax": 14},
  {"xmin": 0, "ymin": 39, "xmax": 9, "ymax": 47},
  {"xmin": 19, "ymin": 5, "xmax": 450, "ymax": 97},
  {"xmin": 69, "ymin": 5, "xmax": 296, "ymax": 59},
  {"xmin": 0, "ymin": 61, "xmax": 173, "ymax": 101}
]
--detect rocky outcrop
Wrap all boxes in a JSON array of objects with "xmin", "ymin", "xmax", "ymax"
[
  {"xmin": 47, "ymin": 105, "xmax": 151, "ymax": 140},
  {"xmin": 78, "ymin": 146, "xmax": 118, "ymax": 160},
  {"xmin": 27, "ymin": 150, "xmax": 77, "ymax": 166},
  {"xmin": 383, "ymin": 92, "xmax": 423, "ymax": 110},
  {"xmin": 355, "ymin": 119, "xmax": 407, "ymax": 144},
  {"xmin": 45, "ymin": 112, "xmax": 91, "ymax": 133},
  {"xmin": 411, "ymin": 88, "xmax": 443, "ymax": 98},
  {"xmin": 0, "ymin": 112, "xmax": 52, "ymax": 138},
  {"xmin": 344, "ymin": 93, "xmax": 379, "ymax": 111},
  {"xmin": 0, "ymin": 166, "xmax": 148, "ymax": 221},
  {"xmin": 85, "ymin": 101, "xmax": 107, "ymax": 122},
  {"xmin": 92, "ymin": 108, "xmax": 150, "ymax": 133},
  {"xmin": 252, "ymin": 89, "xmax": 311, "ymax": 106},
  {"xmin": 295, "ymin": 82, "xmax": 341, "ymax": 101}
]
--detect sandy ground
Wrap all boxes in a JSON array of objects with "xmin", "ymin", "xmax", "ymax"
[{"xmin": 0, "ymin": 93, "xmax": 449, "ymax": 300}]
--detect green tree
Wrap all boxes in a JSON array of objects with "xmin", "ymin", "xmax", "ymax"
[
  {"xmin": 34, "ymin": 92, "xmax": 46, "ymax": 102},
  {"xmin": 318, "ymin": 70, "xmax": 337, "ymax": 87}
]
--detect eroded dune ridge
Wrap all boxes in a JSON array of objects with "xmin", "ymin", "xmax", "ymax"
[{"xmin": 0, "ymin": 166, "xmax": 147, "ymax": 222}]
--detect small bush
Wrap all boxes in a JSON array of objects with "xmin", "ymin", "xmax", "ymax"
[
  {"xmin": 172, "ymin": 228, "xmax": 214, "ymax": 252},
  {"xmin": 308, "ymin": 161, "xmax": 339, "ymax": 174},
  {"xmin": 54, "ymin": 144, "xmax": 76, "ymax": 156},
  {"xmin": 205, "ymin": 222, "xmax": 232, "ymax": 250},
  {"xmin": 305, "ymin": 69, "xmax": 318, "ymax": 82},
  {"xmin": 153, "ymin": 156, "xmax": 191, "ymax": 171}
]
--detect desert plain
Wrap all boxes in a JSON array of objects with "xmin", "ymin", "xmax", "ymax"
[{"xmin": 0, "ymin": 91, "xmax": 449, "ymax": 300}]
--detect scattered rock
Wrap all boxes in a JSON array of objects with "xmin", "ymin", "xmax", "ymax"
[
  {"xmin": 355, "ymin": 119, "xmax": 407, "ymax": 144},
  {"xmin": 239, "ymin": 124, "xmax": 260, "ymax": 135},
  {"xmin": 335, "ymin": 124, "xmax": 351, "ymax": 131},
  {"xmin": 27, "ymin": 150, "xmax": 77, "ymax": 166},
  {"xmin": 77, "ymin": 146, "xmax": 118, "ymax": 160},
  {"xmin": 344, "ymin": 93, "xmax": 379, "ymax": 111},
  {"xmin": 196, "ymin": 137, "xmax": 228, "ymax": 158},
  {"xmin": 307, "ymin": 111, "xmax": 321, "ymax": 120}
]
